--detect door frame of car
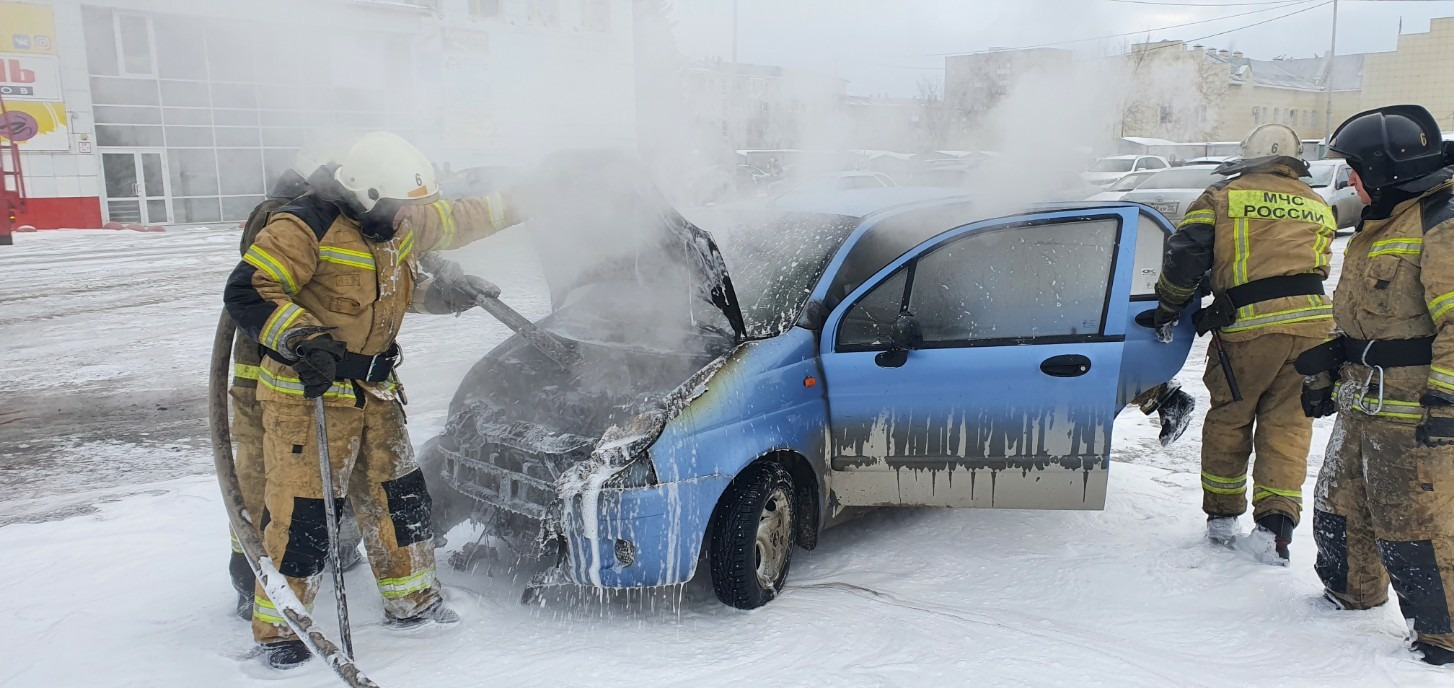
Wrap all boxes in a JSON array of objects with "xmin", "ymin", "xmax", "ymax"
[{"xmin": 813, "ymin": 205, "xmax": 1144, "ymax": 511}]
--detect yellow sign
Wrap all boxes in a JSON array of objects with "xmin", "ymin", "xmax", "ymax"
[
  {"xmin": 1227, "ymin": 190, "xmax": 1335, "ymax": 231},
  {"xmin": 0, "ymin": 1, "xmax": 68, "ymax": 151}
]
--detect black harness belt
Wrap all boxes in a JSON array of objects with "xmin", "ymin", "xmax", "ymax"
[
  {"xmin": 1224, "ymin": 273, "xmax": 1326, "ymax": 308},
  {"xmin": 265, "ymin": 343, "xmax": 400, "ymax": 383},
  {"xmin": 1344, "ymin": 336, "xmax": 1435, "ymax": 369}
]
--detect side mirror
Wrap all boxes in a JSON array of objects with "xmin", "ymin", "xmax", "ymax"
[
  {"xmin": 1336, "ymin": 179, "xmax": 1349, "ymax": 190},
  {"xmin": 797, "ymin": 301, "xmax": 827, "ymax": 331},
  {"xmin": 875, "ymin": 312, "xmax": 922, "ymax": 368}
]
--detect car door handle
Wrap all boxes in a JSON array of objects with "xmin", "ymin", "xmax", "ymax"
[{"xmin": 1041, "ymin": 354, "xmax": 1092, "ymax": 378}]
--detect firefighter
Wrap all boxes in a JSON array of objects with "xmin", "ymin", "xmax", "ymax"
[
  {"xmin": 1152, "ymin": 123, "xmax": 1336, "ymax": 563},
  {"xmin": 225, "ymin": 140, "xmax": 365, "ymax": 621},
  {"xmin": 223, "ymin": 131, "xmax": 524, "ymax": 670},
  {"xmin": 1304, "ymin": 104, "xmax": 1454, "ymax": 666}
]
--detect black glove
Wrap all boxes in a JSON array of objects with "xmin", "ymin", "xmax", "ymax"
[
  {"xmin": 293, "ymin": 335, "xmax": 347, "ymax": 399},
  {"xmin": 425, "ymin": 275, "xmax": 501, "ymax": 314},
  {"xmin": 1417, "ymin": 394, "xmax": 1454, "ymax": 447},
  {"xmin": 1301, "ymin": 372, "xmax": 1338, "ymax": 419}
]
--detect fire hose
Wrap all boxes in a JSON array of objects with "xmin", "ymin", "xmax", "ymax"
[{"xmin": 208, "ymin": 310, "xmax": 380, "ymax": 688}]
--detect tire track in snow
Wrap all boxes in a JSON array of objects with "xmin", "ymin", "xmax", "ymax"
[{"xmin": 789, "ymin": 580, "xmax": 1212, "ymax": 687}]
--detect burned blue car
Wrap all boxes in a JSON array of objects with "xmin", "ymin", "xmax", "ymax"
[{"xmin": 422, "ymin": 178, "xmax": 1195, "ymax": 609}]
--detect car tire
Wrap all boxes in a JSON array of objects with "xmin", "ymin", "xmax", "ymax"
[{"xmin": 707, "ymin": 462, "xmax": 797, "ymax": 610}]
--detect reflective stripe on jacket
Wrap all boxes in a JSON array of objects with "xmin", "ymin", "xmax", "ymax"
[
  {"xmin": 1334, "ymin": 170, "xmax": 1454, "ymax": 413},
  {"xmin": 223, "ymin": 192, "xmax": 522, "ymax": 407},
  {"xmin": 1156, "ymin": 163, "xmax": 1335, "ymax": 342}
]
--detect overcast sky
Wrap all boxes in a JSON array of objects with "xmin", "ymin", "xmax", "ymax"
[{"xmin": 667, "ymin": 0, "xmax": 1454, "ymax": 95}]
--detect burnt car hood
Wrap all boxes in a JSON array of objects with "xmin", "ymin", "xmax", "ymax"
[{"xmin": 524, "ymin": 150, "xmax": 746, "ymax": 340}]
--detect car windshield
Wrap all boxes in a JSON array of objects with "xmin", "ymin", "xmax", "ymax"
[
  {"xmin": 1301, "ymin": 165, "xmax": 1337, "ymax": 188},
  {"xmin": 709, "ymin": 213, "xmax": 861, "ymax": 338},
  {"xmin": 1138, "ymin": 167, "xmax": 1220, "ymax": 190},
  {"xmin": 1107, "ymin": 172, "xmax": 1152, "ymax": 192},
  {"xmin": 1090, "ymin": 158, "xmax": 1135, "ymax": 173}
]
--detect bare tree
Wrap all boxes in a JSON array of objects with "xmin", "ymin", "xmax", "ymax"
[{"xmin": 917, "ymin": 77, "xmax": 952, "ymax": 151}]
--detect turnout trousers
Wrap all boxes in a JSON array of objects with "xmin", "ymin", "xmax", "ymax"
[
  {"xmin": 1200, "ymin": 333, "xmax": 1323, "ymax": 524},
  {"xmin": 251, "ymin": 396, "xmax": 440, "ymax": 644},
  {"xmin": 1314, "ymin": 402, "xmax": 1454, "ymax": 653}
]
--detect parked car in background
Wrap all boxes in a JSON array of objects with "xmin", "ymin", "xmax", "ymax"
[
  {"xmin": 1087, "ymin": 170, "xmax": 1159, "ymax": 202},
  {"xmin": 1184, "ymin": 156, "xmax": 1233, "ymax": 166},
  {"xmin": 1302, "ymin": 159, "xmax": 1365, "ymax": 230},
  {"xmin": 1118, "ymin": 164, "xmax": 1222, "ymax": 225},
  {"xmin": 769, "ymin": 171, "xmax": 897, "ymax": 199},
  {"xmin": 422, "ymin": 177, "xmax": 1198, "ymax": 610},
  {"xmin": 1082, "ymin": 155, "xmax": 1169, "ymax": 187}
]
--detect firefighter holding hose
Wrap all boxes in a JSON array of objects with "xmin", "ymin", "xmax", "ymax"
[{"xmin": 223, "ymin": 132, "xmax": 522, "ymax": 670}]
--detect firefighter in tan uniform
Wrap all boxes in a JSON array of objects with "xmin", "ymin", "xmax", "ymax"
[
  {"xmin": 1152, "ymin": 124, "xmax": 1336, "ymax": 563},
  {"xmin": 223, "ymin": 132, "xmax": 523, "ymax": 669},
  {"xmin": 225, "ymin": 144, "xmax": 363, "ymax": 620},
  {"xmin": 1302, "ymin": 105, "xmax": 1454, "ymax": 667}
]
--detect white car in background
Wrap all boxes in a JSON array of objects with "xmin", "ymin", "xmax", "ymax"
[
  {"xmin": 1086, "ymin": 170, "xmax": 1159, "ymax": 202},
  {"xmin": 1118, "ymin": 164, "xmax": 1223, "ymax": 225},
  {"xmin": 1082, "ymin": 155, "xmax": 1170, "ymax": 187},
  {"xmin": 1303, "ymin": 159, "xmax": 1365, "ymax": 230}
]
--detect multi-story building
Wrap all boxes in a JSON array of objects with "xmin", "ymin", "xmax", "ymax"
[
  {"xmin": 943, "ymin": 16, "xmax": 1454, "ymax": 148},
  {"xmin": 1, "ymin": 0, "xmax": 635, "ymax": 229}
]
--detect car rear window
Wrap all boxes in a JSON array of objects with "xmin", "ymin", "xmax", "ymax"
[
  {"xmin": 1090, "ymin": 158, "xmax": 1134, "ymax": 173},
  {"xmin": 1138, "ymin": 168, "xmax": 1220, "ymax": 190}
]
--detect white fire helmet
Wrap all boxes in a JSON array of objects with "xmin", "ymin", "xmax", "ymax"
[
  {"xmin": 334, "ymin": 132, "xmax": 438, "ymax": 213},
  {"xmin": 1241, "ymin": 123, "xmax": 1303, "ymax": 162},
  {"xmin": 292, "ymin": 131, "xmax": 356, "ymax": 178}
]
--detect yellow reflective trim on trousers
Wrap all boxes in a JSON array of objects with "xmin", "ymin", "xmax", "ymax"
[
  {"xmin": 257, "ymin": 368, "xmax": 355, "ymax": 400},
  {"xmin": 230, "ymin": 532, "xmax": 243, "ymax": 554},
  {"xmin": 1252, "ymin": 485, "xmax": 1303, "ymax": 504},
  {"xmin": 253, "ymin": 596, "xmax": 286, "ymax": 625},
  {"xmin": 260, "ymin": 303, "xmax": 304, "ymax": 351},
  {"xmin": 242, "ymin": 245, "xmax": 299, "ymax": 295},
  {"xmin": 319, "ymin": 246, "xmax": 376, "ymax": 270},
  {"xmin": 1226, "ymin": 190, "xmax": 1336, "ymax": 232},
  {"xmin": 234, "ymin": 364, "xmax": 261, "ymax": 381},
  {"xmin": 1430, "ymin": 292, "xmax": 1454, "ymax": 322},
  {"xmin": 1221, "ymin": 305, "xmax": 1333, "ymax": 333},
  {"xmin": 1201, "ymin": 471, "xmax": 1247, "ymax": 494},
  {"xmin": 378, "ymin": 567, "xmax": 436, "ymax": 599}
]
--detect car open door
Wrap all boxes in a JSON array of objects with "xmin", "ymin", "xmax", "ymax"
[{"xmin": 820, "ymin": 205, "xmax": 1188, "ymax": 511}]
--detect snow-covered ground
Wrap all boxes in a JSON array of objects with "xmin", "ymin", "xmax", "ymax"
[{"xmin": 1, "ymin": 227, "xmax": 1447, "ymax": 687}]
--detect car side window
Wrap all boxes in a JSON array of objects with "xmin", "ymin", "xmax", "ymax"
[
  {"xmin": 1132, "ymin": 212, "xmax": 1165, "ymax": 298},
  {"xmin": 837, "ymin": 269, "xmax": 909, "ymax": 350},
  {"xmin": 906, "ymin": 218, "xmax": 1119, "ymax": 345},
  {"xmin": 1337, "ymin": 166, "xmax": 1351, "ymax": 187}
]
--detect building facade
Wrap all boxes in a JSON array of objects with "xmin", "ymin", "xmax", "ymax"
[
  {"xmin": 1, "ymin": 0, "xmax": 635, "ymax": 229},
  {"xmin": 943, "ymin": 16, "xmax": 1454, "ymax": 148}
]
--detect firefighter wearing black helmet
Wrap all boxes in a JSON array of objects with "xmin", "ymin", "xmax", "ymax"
[{"xmin": 1304, "ymin": 104, "xmax": 1454, "ymax": 667}]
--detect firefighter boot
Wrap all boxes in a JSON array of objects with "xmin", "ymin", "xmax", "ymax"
[
  {"xmin": 1245, "ymin": 513, "xmax": 1294, "ymax": 565},
  {"xmin": 1414, "ymin": 642, "xmax": 1454, "ymax": 666},
  {"xmin": 387, "ymin": 599, "xmax": 461, "ymax": 630},
  {"xmin": 1156, "ymin": 384, "xmax": 1196, "ymax": 447},
  {"xmin": 1208, "ymin": 515, "xmax": 1239, "ymax": 548},
  {"xmin": 263, "ymin": 640, "xmax": 311, "ymax": 670}
]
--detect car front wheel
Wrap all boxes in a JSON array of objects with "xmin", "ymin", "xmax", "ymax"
[{"xmin": 707, "ymin": 462, "xmax": 797, "ymax": 609}]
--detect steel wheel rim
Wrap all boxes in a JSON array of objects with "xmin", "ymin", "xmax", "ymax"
[{"xmin": 754, "ymin": 487, "xmax": 793, "ymax": 590}]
